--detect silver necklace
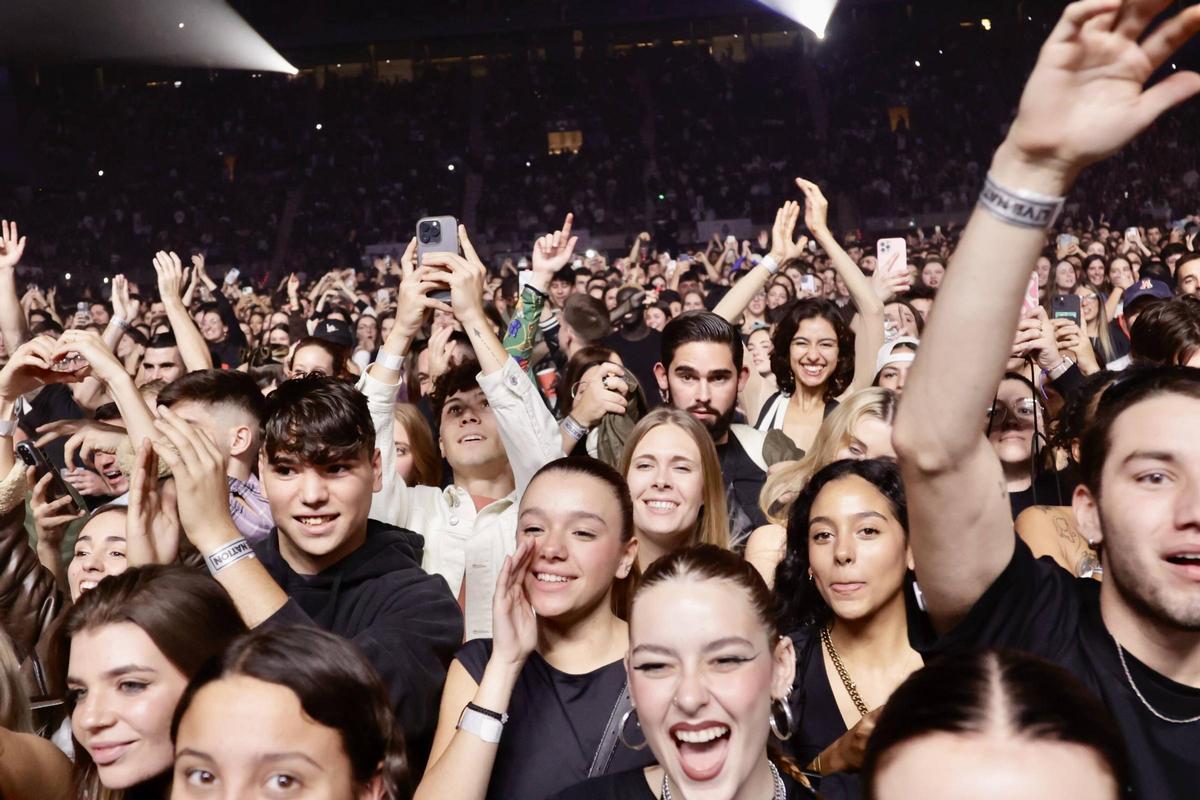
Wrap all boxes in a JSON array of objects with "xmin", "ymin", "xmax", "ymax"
[
  {"xmin": 1113, "ymin": 637, "xmax": 1200, "ymax": 724},
  {"xmin": 661, "ymin": 761, "xmax": 785, "ymax": 800}
]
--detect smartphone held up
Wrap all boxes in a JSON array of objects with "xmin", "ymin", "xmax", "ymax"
[{"xmin": 417, "ymin": 216, "xmax": 459, "ymax": 305}]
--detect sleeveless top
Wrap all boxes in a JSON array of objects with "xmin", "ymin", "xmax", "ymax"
[
  {"xmin": 754, "ymin": 391, "xmax": 839, "ymax": 433},
  {"xmin": 456, "ymin": 639, "xmax": 656, "ymax": 800}
]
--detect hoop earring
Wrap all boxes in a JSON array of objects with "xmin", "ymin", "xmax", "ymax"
[
  {"xmin": 618, "ymin": 707, "xmax": 648, "ymax": 750},
  {"xmin": 769, "ymin": 697, "xmax": 795, "ymax": 741}
]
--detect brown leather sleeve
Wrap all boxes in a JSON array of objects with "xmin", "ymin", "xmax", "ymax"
[{"xmin": 0, "ymin": 501, "xmax": 68, "ymax": 701}]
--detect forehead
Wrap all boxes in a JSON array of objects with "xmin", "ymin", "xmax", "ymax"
[
  {"xmin": 179, "ymin": 675, "xmax": 338, "ymax": 752},
  {"xmin": 811, "ymin": 474, "xmax": 890, "ymax": 518},
  {"xmin": 70, "ymin": 622, "xmax": 163, "ymax": 672},
  {"xmin": 794, "ymin": 317, "xmax": 836, "ymax": 338},
  {"xmin": 1105, "ymin": 393, "xmax": 1200, "ymax": 466},
  {"xmin": 443, "ymin": 387, "xmax": 485, "ymax": 406},
  {"xmin": 670, "ymin": 341, "xmax": 735, "ymax": 370},
  {"xmin": 632, "ymin": 579, "xmax": 764, "ymax": 645},
  {"xmin": 632, "ymin": 422, "xmax": 701, "ymax": 460}
]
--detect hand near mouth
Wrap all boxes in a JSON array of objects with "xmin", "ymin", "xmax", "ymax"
[{"xmin": 492, "ymin": 538, "xmax": 538, "ymax": 668}]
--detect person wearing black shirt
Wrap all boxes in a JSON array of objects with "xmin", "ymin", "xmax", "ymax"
[
  {"xmin": 415, "ymin": 458, "xmax": 650, "ymax": 800},
  {"xmin": 152, "ymin": 376, "xmax": 463, "ymax": 771},
  {"xmin": 654, "ymin": 312, "xmax": 768, "ymax": 545},
  {"xmin": 604, "ymin": 286, "xmax": 663, "ymax": 409},
  {"xmin": 893, "ymin": 9, "xmax": 1200, "ymax": 799}
]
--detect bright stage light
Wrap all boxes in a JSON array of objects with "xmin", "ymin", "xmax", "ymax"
[{"xmin": 753, "ymin": 1, "xmax": 839, "ymax": 39}]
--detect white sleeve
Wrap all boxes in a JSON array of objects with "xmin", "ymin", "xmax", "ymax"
[
  {"xmin": 356, "ymin": 369, "xmax": 410, "ymax": 526},
  {"xmin": 477, "ymin": 357, "xmax": 564, "ymax": 496}
]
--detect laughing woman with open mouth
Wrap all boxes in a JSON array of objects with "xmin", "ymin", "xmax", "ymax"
[{"xmin": 557, "ymin": 545, "xmax": 818, "ymax": 800}]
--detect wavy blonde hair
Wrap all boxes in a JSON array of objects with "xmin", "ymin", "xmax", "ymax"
[
  {"xmin": 759, "ymin": 388, "xmax": 899, "ymax": 525},
  {"xmin": 619, "ymin": 407, "xmax": 730, "ymax": 552}
]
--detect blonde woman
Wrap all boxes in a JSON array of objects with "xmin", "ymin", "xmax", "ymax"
[
  {"xmin": 745, "ymin": 388, "xmax": 899, "ymax": 586},
  {"xmin": 619, "ymin": 407, "xmax": 730, "ymax": 570},
  {"xmin": 0, "ymin": 631, "xmax": 72, "ymax": 799}
]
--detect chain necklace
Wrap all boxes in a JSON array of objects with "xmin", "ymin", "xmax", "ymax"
[
  {"xmin": 820, "ymin": 625, "xmax": 871, "ymax": 718},
  {"xmin": 661, "ymin": 762, "xmax": 785, "ymax": 800},
  {"xmin": 1113, "ymin": 637, "xmax": 1200, "ymax": 725}
]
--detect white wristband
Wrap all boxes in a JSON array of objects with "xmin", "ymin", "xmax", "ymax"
[
  {"xmin": 977, "ymin": 174, "xmax": 1065, "ymax": 230},
  {"xmin": 376, "ymin": 351, "xmax": 404, "ymax": 372},
  {"xmin": 204, "ymin": 537, "xmax": 255, "ymax": 576},
  {"xmin": 457, "ymin": 706, "xmax": 504, "ymax": 744},
  {"xmin": 760, "ymin": 254, "xmax": 780, "ymax": 275}
]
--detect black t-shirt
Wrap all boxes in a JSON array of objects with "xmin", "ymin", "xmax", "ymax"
[
  {"xmin": 715, "ymin": 434, "xmax": 768, "ymax": 546},
  {"xmin": 1008, "ymin": 469, "xmax": 1075, "ymax": 519},
  {"xmin": 553, "ymin": 766, "xmax": 821, "ymax": 800},
  {"xmin": 908, "ymin": 539, "xmax": 1200, "ymax": 799},
  {"xmin": 603, "ymin": 329, "xmax": 662, "ymax": 410},
  {"xmin": 457, "ymin": 639, "xmax": 656, "ymax": 800}
]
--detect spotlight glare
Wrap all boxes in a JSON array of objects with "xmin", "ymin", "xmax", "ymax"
[
  {"xmin": 448, "ymin": 164, "xmax": 455, "ymax": 172},
  {"xmin": 178, "ymin": 22, "xmax": 185, "ymax": 29},
  {"xmin": 315, "ymin": 123, "xmax": 322, "ymax": 130},
  {"xmin": 97, "ymin": 169, "xmax": 104, "ymax": 177},
  {"xmin": 981, "ymin": 18, "xmax": 992, "ymax": 30}
]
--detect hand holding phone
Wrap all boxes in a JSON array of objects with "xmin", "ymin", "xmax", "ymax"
[
  {"xmin": 1021, "ymin": 271, "xmax": 1041, "ymax": 315},
  {"xmin": 17, "ymin": 442, "xmax": 85, "ymax": 514}
]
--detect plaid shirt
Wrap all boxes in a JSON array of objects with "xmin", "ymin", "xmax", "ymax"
[{"xmin": 228, "ymin": 473, "xmax": 274, "ymax": 544}]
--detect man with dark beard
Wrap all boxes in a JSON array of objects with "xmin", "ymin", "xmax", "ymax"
[
  {"xmin": 602, "ymin": 286, "xmax": 662, "ymax": 408},
  {"xmin": 654, "ymin": 312, "xmax": 768, "ymax": 544}
]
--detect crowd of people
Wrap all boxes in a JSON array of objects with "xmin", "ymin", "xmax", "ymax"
[{"xmin": 0, "ymin": 1, "xmax": 1198, "ymax": 799}]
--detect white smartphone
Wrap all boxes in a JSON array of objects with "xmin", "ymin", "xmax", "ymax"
[{"xmin": 876, "ymin": 237, "xmax": 907, "ymax": 275}]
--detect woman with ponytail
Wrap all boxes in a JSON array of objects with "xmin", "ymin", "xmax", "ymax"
[{"xmin": 171, "ymin": 626, "xmax": 411, "ymax": 800}]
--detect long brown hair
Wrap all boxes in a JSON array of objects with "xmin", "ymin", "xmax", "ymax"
[
  {"xmin": 619, "ymin": 408, "xmax": 729, "ymax": 553},
  {"xmin": 63, "ymin": 566, "xmax": 246, "ymax": 800},
  {"xmin": 393, "ymin": 402, "xmax": 443, "ymax": 487}
]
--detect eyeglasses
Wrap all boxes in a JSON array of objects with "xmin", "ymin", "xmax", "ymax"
[{"xmin": 986, "ymin": 397, "xmax": 1039, "ymax": 429}]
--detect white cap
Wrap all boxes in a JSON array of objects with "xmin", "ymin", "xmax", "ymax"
[{"xmin": 875, "ymin": 337, "xmax": 920, "ymax": 377}]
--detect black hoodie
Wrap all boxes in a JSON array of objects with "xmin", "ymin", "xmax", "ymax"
[{"xmin": 254, "ymin": 520, "xmax": 463, "ymax": 767}]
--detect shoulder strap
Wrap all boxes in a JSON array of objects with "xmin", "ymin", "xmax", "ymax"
[
  {"xmin": 730, "ymin": 424, "xmax": 769, "ymax": 472},
  {"xmin": 587, "ymin": 680, "xmax": 632, "ymax": 778}
]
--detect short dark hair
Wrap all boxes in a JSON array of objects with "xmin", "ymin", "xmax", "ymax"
[
  {"xmin": 429, "ymin": 359, "xmax": 482, "ymax": 423},
  {"xmin": 661, "ymin": 311, "xmax": 743, "ymax": 372},
  {"xmin": 862, "ymin": 649, "xmax": 1130, "ymax": 800},
  {"xmin": 770, "ymin": 299, "xmax": 855, "ymax": 399},
  {"xmin": 1079, "ymin": 366, "xmax": 1200, "ymax": 497},
  {"xmin": 1130, "ymin": 297, "xmax": 1200, "ymax": 366},
  {"xmin": 157, "ymin": 369, "xmax": 267, "ymax": 426},
  {"xmin": 1138, "ymin": 260, "xmax": 1173, "ymax": 285},
  {"xmin": 146, "ymin": 332, "xmax": 178, "ymax": 351},
  {"xmin": 562, "ymin": 293, "xmax": 612, "ymax": 344},
  {"xmin": 264, "ymin": 376, "xmax": 375, "ymax": 465},
  {"xmin": 551, "ymin": 266, "xmax": 575, "ymax": 286}
]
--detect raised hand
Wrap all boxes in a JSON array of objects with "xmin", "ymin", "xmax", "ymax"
[
  {"xmin": 0, "ymin": 220, "xmax": 26, "ymax": 272},
  {"xmin": 393, "ymin": 237, "xmax": 451, "ymax": 341},
  {"xmin": 871, "ymin": 256, "xmax": 912, "ymax": 303},
  {"xmin": 568, "ymin": 362, "xmax": 629, "ymax": 428},
  {"xmin": 491, "ymin": 538, "xmax": 539, "ymax": 667},
  {"xmin": 52, "ymin": 329, "xmax": 124, "ymax": 384},
  {"xmin": 154, "ymin": 251, "xmax": 187, "ymax": 302},
  {"xmin": 0, "ymin": 336, "xmax": 87, "ymax": 400},
  {"xmin": 149, "ymin": 406, "xmax": 232, "ymax": 552},
  {"xmin": 36, "ymin": 418, "xmax": 127, "ymax": 470},
  {"xmin": 531, "ymin": 212, "xmax": 578, "ymax": 276},
  {"xmin": 111, "ymin": 274, "xmax": 133, "ymax": 321},
  {"xmin": 126, "ymin": 439, "xmax": 181, "ymax": 566},
  {"xmin": 426, "ymin": 323, "xmax": 457, "ymax": 382},
  {"xmin": 1004, "ymin": 0, "xmax": 1200, "ymax": 190},
  {"xmin": 420, "ymin": 225, "xmax": 488, "ymax": 326},
  {"xmin": 61, "ymin": 467, "xmax": 108, "ymax": 497},
  {"xmin": 28, "ymin": 468, "xmax": 85, "ymax": 555},
  {"xmin": 795, "ymin": 178, "xmax": 831, "ymax": 237},
  {"xmin": 768, "ymin": 200, "xmax": 808, "ymax": 264}
]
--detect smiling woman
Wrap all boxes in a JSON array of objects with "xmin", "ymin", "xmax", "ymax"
[
  {"xmin": 64, "ymin": 566, "xmax": 245, "ymax": 800},
  {"xmin": 415, "ymin": 457, "xmax": 653, "ymax": 800},
  {"xmin": 555, "ymin": 545, "xmax": 817, "ymax": 800}
]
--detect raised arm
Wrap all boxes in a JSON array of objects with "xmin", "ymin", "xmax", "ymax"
[
  {"xmin": 893, "ymin": 0, "xmax": 1200, "ymax": 633},
  {"xmin": 155, "ymin": 251, "xmax": 214, "ymax": 371},
  {"xmin": 53, "ymin": 329, "xmax": 159, "ymax": 449},
  {"xmin": 796, "ymin": 179, "xmax": 886, "ymax": 395},
  {"xmin": 714, "ymin": 201, "xmax": 804, "ymax": 323},
  {"xmin": 423, "ymin": 225, "xmax": 509, "ymax": 376},
  {"xmin": 0, "ymin": 221, "xmax": 29, "ymax": 354}
]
